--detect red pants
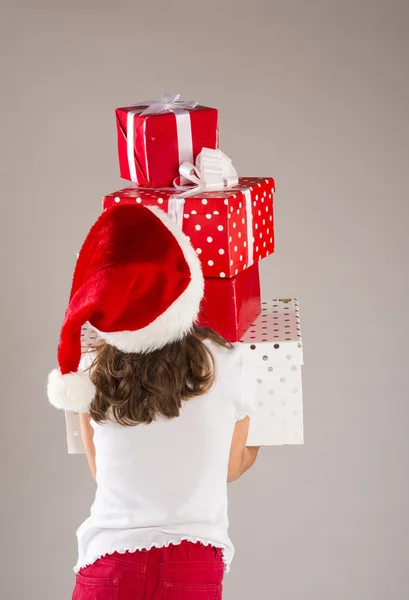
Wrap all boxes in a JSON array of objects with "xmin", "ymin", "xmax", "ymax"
[{"xmin": 73, "ymin": 541, "xmax": 224, "ymax": 599}]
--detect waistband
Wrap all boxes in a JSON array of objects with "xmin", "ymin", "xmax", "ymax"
[{"xmin": 108, "ymin": 540, "xmax": 224, "ymax": 567}]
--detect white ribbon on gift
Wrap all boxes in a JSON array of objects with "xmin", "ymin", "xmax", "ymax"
[
  {"xmin": 126, "ymin": 94, "xmax": 198, "ymax": 184},
  {"xmin": 168, "ymin": 149, "xmax": 254, "ymax": 269},
  {"xmin": 172, "ymin": 148, "xmax": 239, "ymax": 197},
  {"xmin": 137, "ymin": 93, "xmax": 198, "ymax": 116}
]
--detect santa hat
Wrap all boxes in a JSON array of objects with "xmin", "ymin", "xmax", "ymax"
[{"xmin": 47, "ymin": 204, "xmax": 204, "ymax": 413}]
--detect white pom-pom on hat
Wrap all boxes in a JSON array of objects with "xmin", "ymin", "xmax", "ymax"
[{"xmin": 48, "ymin": 369, "xmax": 96, "ymax": 413}]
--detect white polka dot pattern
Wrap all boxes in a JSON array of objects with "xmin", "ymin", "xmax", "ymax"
[{"xmin": 102, "ymin": 177, "xmax": 275, "ymax": 278}]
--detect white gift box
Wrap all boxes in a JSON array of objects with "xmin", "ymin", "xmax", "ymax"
[
  {"xmin": 65, "ymin": 298, "xmax": 303, "ymax": 453},
  {"xmin": 243, "ymin": 298, "xmax": 304, "ymax": 447},
  {"xmin": 65, "ymin": 410, "xmax": 83, "ymax": 454},
  {"xmin": 64, "ymin": 325, "xmax": 98, "ymax": 454}
]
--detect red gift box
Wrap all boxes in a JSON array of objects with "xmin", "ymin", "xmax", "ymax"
[
  {"xmin": 103, "ymin": 177, "xmax": 275, "ymax": 278},
  {"xmin": 116, "ymin": 102, "xmax": 218, "ymax": 188},
  {"xmin": 199, "ymin": 263, "xmax": 261, "ymax": 342}
]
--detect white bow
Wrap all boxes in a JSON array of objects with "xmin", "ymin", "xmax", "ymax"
[
  {"xmin": 135, "ymin": 93, "xmax": 198, "ymax": 116},
  {"xmin": 172, "ymin": 148, "xmax": 239, "ymax": 198}
]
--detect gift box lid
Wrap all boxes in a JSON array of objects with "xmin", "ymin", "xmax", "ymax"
[
  {"xmin": 104, "ymin": 177, "xmax": 275, "ymax": 215},
  {"xmin": 240, "ymin": 298, "xmax": 303, "ymax": 368},
  {"xmin": 116, "ymin": 103, "xmax": 216, "ymax": 117}
]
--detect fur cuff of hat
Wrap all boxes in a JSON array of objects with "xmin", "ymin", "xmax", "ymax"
[{"xmin": 47, "ymin": 369, "xmax": 96, "ymax": 413}]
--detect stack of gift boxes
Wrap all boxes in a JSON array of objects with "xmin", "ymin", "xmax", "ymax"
[{"xmin": 65, "ymin": 95, "xmax": 304, "ymax": 452}]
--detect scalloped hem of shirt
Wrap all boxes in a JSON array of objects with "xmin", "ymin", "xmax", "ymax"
[{"xmin": 74, "ymin": 538, "xmax": 230, "ymax": 574}]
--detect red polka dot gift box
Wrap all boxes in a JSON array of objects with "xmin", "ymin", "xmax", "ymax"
[
  {"xmin": 116, "ymin": 94, "xmax": 218, "ymax": 188},
  {"xmin": 102, "ymin": 177, "xmax": 275, "ymax": 279},
  {"xmin": 199, "ymin": 263, "xmax": 261, "ymax": 342}
]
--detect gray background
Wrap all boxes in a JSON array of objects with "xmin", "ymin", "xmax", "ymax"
[{"xmin": 1, "ymin": 1, "xmax": 408, "ymax": 599}]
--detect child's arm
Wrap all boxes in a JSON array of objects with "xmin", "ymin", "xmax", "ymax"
[
  {"xmin": 228, "ymin": 417, "xmax": 260, "ymax": 482},
  {"xmin": 79, "ymin": 413, "xmax": 96, "ymax": 481}
]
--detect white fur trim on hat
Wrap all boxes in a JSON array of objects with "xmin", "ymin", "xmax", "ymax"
[
  {"xmin": 47, "ymin": 368, "xmax": 96, "ymax": 412},
  {"xmin": 94, "ymin": 205, "xmax": 205, "ymax": 354}
]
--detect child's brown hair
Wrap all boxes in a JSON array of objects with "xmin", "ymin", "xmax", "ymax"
[{"xmin": 87, "ymin": 326, "xmax": 232, "ymax": 425}]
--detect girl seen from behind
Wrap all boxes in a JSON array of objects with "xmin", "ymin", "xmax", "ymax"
[{"xmin": 48, "ymin": 204, "xmax": 260, "ymax": 600}]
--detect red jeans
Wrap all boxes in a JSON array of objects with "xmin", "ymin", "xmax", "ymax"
[{"xmin": 73, "ymin": 541, "xmax": 224, "ymax": 600}]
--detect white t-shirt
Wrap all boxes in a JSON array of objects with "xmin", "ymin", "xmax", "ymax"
[{"xmin": 75, "ymin": 340, "xmax": 256, "ymax": 573}]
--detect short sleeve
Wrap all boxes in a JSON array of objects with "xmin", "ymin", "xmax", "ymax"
[{"xmin": 235, "ymin": 345, "xmax": 257, "ymax": 421}]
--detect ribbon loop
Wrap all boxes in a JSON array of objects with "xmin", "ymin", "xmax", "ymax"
[
  {"xmin": 168, "ymin": 149, "xmax": 254, "ymax": 271},
  {"xmin": 161, "ymin": 93, "xmax": 180, "ymax": 104},
  {"xmin": 172, "ymin": 148, "xmax": 238, "ymax": 198},
  {"xmin": 137, "ymin": 94, "xmax": 198, "ymax": 116}
]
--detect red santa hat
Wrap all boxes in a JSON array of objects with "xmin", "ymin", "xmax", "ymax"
[{"xmin": 47, "ymin": 204, "xmax": 204, "ymax": 413}]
